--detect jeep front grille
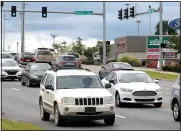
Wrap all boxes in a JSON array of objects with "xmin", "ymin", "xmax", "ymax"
[{"xmin": 75, "ymin": 98, "xmax": 103, "ymax": 105}]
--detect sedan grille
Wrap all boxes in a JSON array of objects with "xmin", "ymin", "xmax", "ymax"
[
  {"xmin": 132, "ymin": 91, "xmax": 157, "ymax": 96},
  {"xmin": 75, "ymin": 98, "xmax": 103, "ymax": 105},
  {"xmin": 5, "ymin": 70, "xmax": 18, "ymax": 75}
]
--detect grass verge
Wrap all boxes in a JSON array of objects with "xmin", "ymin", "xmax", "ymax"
[
  {"xmin": 143, "ymin": 70, "xmax": 179, "ymax": 81},
  {"xmin": 2, "ymin": 118, "xmax": 43, "ymax": 130}
]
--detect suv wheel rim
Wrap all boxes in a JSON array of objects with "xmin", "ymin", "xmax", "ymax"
[
  {"xmin": 173, "ymin": 103, "xmax": 179, "ymax": 119},
  {"xmin": 40, "ymin": 102, "xmax": 43, "ymax": 117},
  {"xmin": 55, "ymin": 107, "xmax": 58, "ymax": 124},
  {"xmin": 116, "ymin": 94, "xmax": 120, "ymax": 106}
]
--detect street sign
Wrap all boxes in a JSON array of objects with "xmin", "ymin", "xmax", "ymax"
[
  {"xmin": 74, "ymin": 11, "xmax": 93, "ymax": 15},
  {"xmin": 147, "ymin": 36, "xmax": 170, "ymax": 49},
  {"xmin": 148, "ymin": 8, "xmax": 156, "ymax": 13},
  {"xmin": 163, "ymin": 52, "xmax": 177, "ymax": 59},
  {"xmin": 168, "ymin": 18, "xmax": 180, "ymax": 30}
]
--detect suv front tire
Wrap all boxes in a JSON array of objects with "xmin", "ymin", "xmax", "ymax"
[
  {"xmin": 39, "ymin": 100, "xmax": 50, "ymax": 121},
  {"xmin": 172, "ymin": 100, "xmax": 180, "ymax": 121}
]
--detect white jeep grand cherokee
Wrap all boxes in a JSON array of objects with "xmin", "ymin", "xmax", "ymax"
[{"xmin": 39, "ymin": 69, "xmax": 115, "ymax": 126}]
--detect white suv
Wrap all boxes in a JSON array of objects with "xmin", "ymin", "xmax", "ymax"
[{"xmin": 39, "ymin": 69, "xmax": 115, "ymax": 126}]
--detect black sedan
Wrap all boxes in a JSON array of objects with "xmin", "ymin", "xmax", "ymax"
[
  {"xmin": 98, "ymin": 62, "xmax": 134, "ymax": 80},
  {"xmin": 21, "ymin": 63, "xmax": 51, "ymax": 87}
]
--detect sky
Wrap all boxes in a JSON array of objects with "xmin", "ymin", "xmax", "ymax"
[{"xmin": 0, "ymin": 1, "xmax": 180, "ymax": 52}]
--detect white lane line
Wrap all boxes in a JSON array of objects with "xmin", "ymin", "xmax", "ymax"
[
  {"xmin": 115, "ymin": 114, "xmax": 127, "ymax": 118},
  {"xmin": 12, "ymin": 88, "xmax": 21, "ymax": 92}
]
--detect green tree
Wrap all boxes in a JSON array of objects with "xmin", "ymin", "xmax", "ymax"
[
  {"xmin": 96, "ymin": 41, "xmax": 111, "ymax": 59},
  {"xmin": 155, "ymin": 20, "xmax": 178, "ymax": 35},
  {"xmin": 83, "ymin": 46, "xmax": 98, "ymax": 60},
  {"xmin": 168, "ymin": 34, "xmax": 180, "ymax": 53},
  {"xmin": 52, "ymin": 41, "xmax": 71, "ymax": 54},
  {"xmin": 71, "ymin": 37, "xmax": 86, "ymax": 55}
]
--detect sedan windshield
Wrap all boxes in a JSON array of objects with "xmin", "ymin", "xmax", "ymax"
[
  {"xmin": 30, "ymin": 64, "xmax": 51, "ymax": 71},
  {"xmin": 57, "ymin": 75, "xmax": 103, "ymax": 89},
  {"xmin": 118, "ymin": 73, "xmax": 153, "ymax": 83},
  {"xmin": 1, "ymin": 60, "xmax": 18, "ymax": 67}
]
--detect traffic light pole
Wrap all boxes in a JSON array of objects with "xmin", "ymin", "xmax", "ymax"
[
  {"xmin": 103, "ymin": 2, "xmax": 106, "ymax": 65},
  {"xmin": 20, "ymin": 2, "xmax": 25, "ymax": 53},
  {"xmin": 159, "ymin": 2, "xmax": 163, "ymax": 70}
]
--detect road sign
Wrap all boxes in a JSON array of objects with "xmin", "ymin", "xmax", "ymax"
[
  {"xmin": 147, "ymin": 36, "xmax": 170, "ymax": 49},
  {"xmin": 148, "ymin": 8, "xmax": 156, "ymax": 13},
  {"xmin": 74, "ymin": 11, "xmax": 93, "ymax": 15},
  {"xmin": 168, "ymin": 18, "xmax": 180, "ymax": 30}
]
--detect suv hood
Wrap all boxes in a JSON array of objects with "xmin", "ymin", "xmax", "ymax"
[
  {"xmin": 2, "ymin": 66, "xmax": 19, "ymax": 70},
  {"xmin": 55, "ymin": 88, "xmax": 111, "ymax": 98}
]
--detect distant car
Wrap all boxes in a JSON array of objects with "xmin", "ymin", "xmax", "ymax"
[
  {"xmin": 51, "ymin": 55, "xmax": 80, "ymax": 70},
  {"xmin": 98, "ymin": 62, "xmax": 134, "ymax": 80},
  {"xmin": 67, "ymin": 53, "xmax": 82, "ymax": 67},
  {"xmin": 101, "ymin": 70, "xmax": 162, "ymax": 107},
  {"xmin": 0, "ymin": 59, "xmax": 23, "ymax": 81},
  {"xmin": 21, "ymin": 63, "xmax": 52, "ymax": 87},
  {"xmin": 34, "ymin": 50, "xmax": 52, "ymax": 64},
  {"xmin": 170, "ymin": 75, "xmax": 180, "ymax": 121},
  {"xmin": 18, "ymin": 52, "xmax": 35, "ymax": 65},
  {"xmin": 1, "ymin": 52, "xmax": 13, "ymax": 59}
]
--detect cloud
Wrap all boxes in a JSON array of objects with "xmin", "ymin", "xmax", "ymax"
[{"xmin": 1, "ymin": 2, "xmax": 180, "ymax": 52}]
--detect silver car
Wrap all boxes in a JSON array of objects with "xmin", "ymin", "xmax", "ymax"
[
  {"xmin": 51, "ymin": 55, "xmax": 80, "ymax": 69},
  {"xmin": 170, "ymin": 75, "xmax": 180, "ymax": 121}
]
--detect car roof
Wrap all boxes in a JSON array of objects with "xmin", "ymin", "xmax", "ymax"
[
  {"xmin": 47, "ymin": 69, "xmax": 96, "ymax": 76},
  {"xmin": 114, "ymin": 70, "xmax": 145, "ymax": 74}
]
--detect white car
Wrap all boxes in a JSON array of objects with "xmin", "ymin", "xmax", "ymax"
[
  {"xmin": 39, "ymin": 69, "xmax": 115, "ymax": 126},
  {"xmin": 101, "ymin": 70, "xmax": 163, "ymax": 107},
  {"xmin": 1, "ymin": 59, "xmax": 23, "ymax": 81}
]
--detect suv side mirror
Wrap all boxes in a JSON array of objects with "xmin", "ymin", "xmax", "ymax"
[
  {"xmin": 45, "ymin": 85, "xmax": 54, "ymax": 90},
  {"xmin": 109, "ymin": 80, "xmax": 115, "ymax": 84},
  {"xmin": 105, "ymin": 83, "xmax": 112, "ymax": 89}
]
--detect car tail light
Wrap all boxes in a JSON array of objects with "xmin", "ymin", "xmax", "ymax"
[
  {"xmin": 32, "ymin": 58, "xmax": 35, "ymax": 61},
  {"xmin": 74, "ymin": 61, "xmax": 78, "ymax": 65},
  {"xmin": 59, "ymin": 61, "xmax": 64, "ymax": 64},
  {"xmin": 20, "ymin": 58, "xmax": 24, "ymax": 61}
]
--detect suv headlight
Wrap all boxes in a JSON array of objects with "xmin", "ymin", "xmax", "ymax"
[
  {"xmin": 30, "ymin": 75, "xmax": 38, "ymax": 79},
  {"xmin": 62, "ymin": 97, "xmax": 75, "ymax": 105},
  {"xmin": 156, "ymin": 88, "xmax": 162, "ymax": 92},
  {"xmin": 104, "ymin": 96, "xmax": 114, "ymax": 104},
  {"xmin": 120, "ymin": 88, "xmax": 133, "ymax": 92}
]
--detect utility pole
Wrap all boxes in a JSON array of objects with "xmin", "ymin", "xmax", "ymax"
[
  {"xmin": 16, "ymin": 42, "xmax": 19, "ymax": 53},
  {"xmin": 20, "ymin": 2, "xmax": 26, "ymax": 53},
  {"xmin": 3, "ymin": 13, "xmax": 7, "ymax": 51},
  {"xmin": 103, "ymin": 2, "xmax": 106, "ymax": 65},
  {"xmin": 149, "ymin": 5, "xmax": 152, "ymax": 36},
  {"xmin": 159, "ymin": 2, "xmax": 163, "ymax": 70},
  {"xmin": 136, "ymin": 20, "xmax": 141, "ymax": 36},
  {"xmin": 51, "ymin": 34, "xmax": 59, "ymax": 45}
]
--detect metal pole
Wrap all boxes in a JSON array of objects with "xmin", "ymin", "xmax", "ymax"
[
  {"xmin": 17, "ymin": 42, "xmax": 19, "ymax": 53},
  {"xmin": 150, "ymin": 13, "xmax": 151, "ymax": 35},
  {"xmin": 3, "ymin": 13, "xmax": 6, "ymax": 51},
  {"xmin": 21, "ymin": 2, "xmax": 25, "ymax": 53},
  {"xmin": 103, "ymin": 2, "xmax": 106, "ymax": 65},
  {"xmin": 159, "ymin": 2, "xmax": 163, "ymax": 70},
  {"xmin": 138, "ymin": 22, "xmax": 139, "ymax": 36}
]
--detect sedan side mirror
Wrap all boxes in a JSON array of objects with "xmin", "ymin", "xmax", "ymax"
[
  {"xmin": 105, "ymin": 83, "xmax": 112, "ymax": 89},
  {"xmin": 154, "ymin": 79, "xmax": 159, "ymax": 83},
  {"xmin": 45, "ymin": 85, "xmax": 54, "ymax": 90}
]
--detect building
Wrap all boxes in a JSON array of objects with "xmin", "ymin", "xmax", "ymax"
[{"xmin": 110, "ymin": 35, "xmax": 180, "ymax": 67}]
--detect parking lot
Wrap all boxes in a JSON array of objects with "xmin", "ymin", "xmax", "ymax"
[{"xmin": 1, "ymin": 65, "xmax": 180, "ymax": 130}]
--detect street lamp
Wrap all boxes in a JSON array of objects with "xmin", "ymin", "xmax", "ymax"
[{"xmin": 136, "ymin": 20, "xmax": 141, "ymax": 36}]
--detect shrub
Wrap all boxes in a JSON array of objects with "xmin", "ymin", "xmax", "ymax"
[
  {"xmin": 119, "ymin": 56, "xmax": 142, "ymax": 67},
  {"xmin": 162, "ymin": 65, "xmax": 180, "ymax": 73},
  {"xmin": 82, "ymin": 59, "xmax": 94, "ymax": 65},
  {"xmin": 106, "ymin": 58, "xmax": 117, "ymax": 64}
]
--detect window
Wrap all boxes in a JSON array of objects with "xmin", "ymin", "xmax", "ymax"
[
  {"xmin": 45, "ymin": 74, "xmax": 52, "ymax": 85},
  {"xmin": 49, "ymin": 75, "xmax": 54, "ymax": 87},
  {"xmin": 112, "ymin": 73, "xmax": 118, "ymax": 84},
  {"xmin": 177, "ymin": 76, "xmax": 180, "ymax": 85},
  {"xmin": 37, "ymin": 50, "xmax": 51, "ymax": 55},
  {"xmin": 1, "ymin": 60, "xmax": 18, "ymax": 67},
  {"xmin": 106, "ymin": 72, "xmax": 113, "ymax": 81},
  {"xmin": 41, "ymin": 73, "xmax": 48, "ymax": 85}
]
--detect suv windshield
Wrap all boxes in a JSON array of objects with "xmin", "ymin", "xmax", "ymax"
[
  {"xmin": 62, "ymin": 56, "xmax": 75, "ymax": 61},
  {"xmin": 57, "ymin": 75, "xmax": 103, "ymax": 89},
  {"xmin": 1, "ymin": 53, "xmax": 12, "ymax": 59},
  {"xmin": 68, "ymin": 53, "xmax": 79, "ymax": 58},
  {"xmin": 1, "ymin": 60, "xmax": 18, "ymax": 67},
  {"xmin": 37, "ymin": 50, "xmax": 51, "ymax": 55}
]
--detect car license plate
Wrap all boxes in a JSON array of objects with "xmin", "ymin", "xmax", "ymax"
[
  {"xmin": 26, "ymin": 60, "xmax": 30, "ymax": 61},
  {"xmin": 65, "ymin": 62, "xmax": 74, "ymax": 65},
  {"xmin": 85, "ymin": 107, "xmax": 96, "ymax": 113}
]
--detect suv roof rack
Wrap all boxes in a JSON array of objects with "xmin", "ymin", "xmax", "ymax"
[{"xmin": 49, "ymin": 67, "xmax": 91, "ymax": 72}]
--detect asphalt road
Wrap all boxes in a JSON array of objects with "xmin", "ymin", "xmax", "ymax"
[{"xmin": 1, "ymin": 65, "xmax": 180, "ymax": 130}]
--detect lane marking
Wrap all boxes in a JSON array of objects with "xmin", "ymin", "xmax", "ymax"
[
  {"xmin": 115, "ymin": 114, "xmax": 127, "ymax": 118},
  {"xmin": 12, "ymin": 88, "xmax": 21, "ymax": 92}
]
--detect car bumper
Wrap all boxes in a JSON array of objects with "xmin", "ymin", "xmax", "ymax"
[
  {"xmin": 19, "ymin": 61, "xmax": 33, "ymax": 65},
  {"xmin": 119, "ymin": 91, "xmax": 163, "ymax": 104},
  {"xmin": 1, "ymin": 71, "xmax": 22, "ymax": 79},
  {"xmin": 58, "ymin": 65, "xmax": 80, "ymax": 69},
  {"xmin": 58, "ymin": 104, "xmax": 115, "ymax": 120},
  {"xmin": 29, "ymin": 78, "xmax": 41, "ymax": 84}
]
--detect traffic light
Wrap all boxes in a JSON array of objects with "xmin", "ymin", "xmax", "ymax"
[
  {"xmin": 106, "ymin": 41, "xmax": 110, "ymax": 45},
  {"xmin": 11, "ymin": 6, "xmax": 16, "ymax": 17},
  {"xmin": 124, "ymin": 8, "xmax": 129, "ymax": 19},
  {"xmin": 130, "ymin": 6, "xmax": 135, "ymax": 18},
  {"xmin": 42, "ymin": 7, "xmax": 47, "ymax": 18},
  {"xmin": 106, "ymin": 41, "xmax": 110, "ymax": 51},
  {"xmin": 161, "ymin": 43, "xmax": 168, "ymax": 48},
  {"xmin": 118, "ymin": 9, "xmax": 122, "ymax": 20}
]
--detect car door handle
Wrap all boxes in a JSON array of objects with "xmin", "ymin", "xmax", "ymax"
[
  {"xmin": 42, "ymin": 89, "xmax": 44, "ymax": 91},
  {"xmin": 46, "ymin": 91, "xmax": 49, "ymax": 94}
]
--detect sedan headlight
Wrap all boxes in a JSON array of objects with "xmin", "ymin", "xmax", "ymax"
[
  {"xmin": 156, "ymin": 88, "xmax": 162, "ymax": 92},
  {"xmin": 30, "ymin": 75, "xmax": 38, "ymax": 79},
  {"xmin": 120, "ymin": 88, "xmax": 133, "ymax": 92},
  {"xmin": 61, "ymin": 97, "xmax": 75, "ymax": 105},
  {"xmin": 104, "ymin": 96, "xmax": 114, "ymax": 104}
]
